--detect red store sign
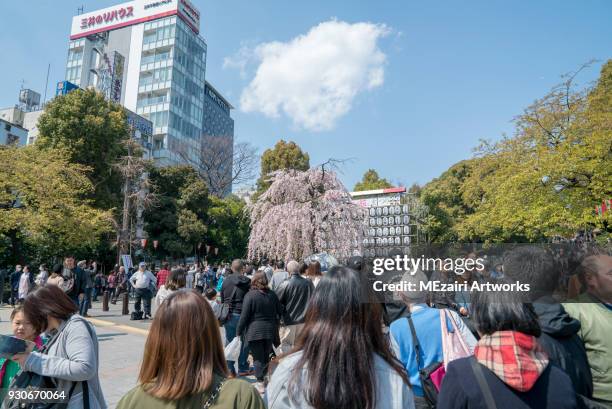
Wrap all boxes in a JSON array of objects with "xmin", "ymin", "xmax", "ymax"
[{"xmin": 80, "ymin": 6, "xmax": 135, "ymax": 29}]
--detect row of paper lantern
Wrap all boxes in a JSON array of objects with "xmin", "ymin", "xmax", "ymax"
[
  {"xmin": 369, "ymin": 215, "xmax": 410, "ymax": 226},
  {"xmin": 368, "ymin": 226, "xmax": 411, "ymax": 237},
  {"xmin": 363, "ymin": 236, "xmax": 411, "ymax": 247},
  {"xmin": 369, "ymin": 205, "xmax": 410, "ymax": 217}
]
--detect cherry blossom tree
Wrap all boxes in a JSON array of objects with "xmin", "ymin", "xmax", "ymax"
[{"xmin": 247, "ymin": 167, "xmax": 367, "ymax": 261}]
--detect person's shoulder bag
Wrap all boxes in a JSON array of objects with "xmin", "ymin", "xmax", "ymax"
[
  {"xmin": 406, "ymin": 311, "xmax": 444, "ymax": 409},
  {"xmin": 201, "ymin": 379, "xmax": 227, "ymax": 408},
  {"xmin": 61, "ymin": 270, "xmax": 75, "ymax": 294},
  {"xmin": 217, "ymin": 286, "xmax": 237, "ymax": 325},
  {"xmin": 470, "ymin": 357, "xmax": 498, "ymax": 409}
]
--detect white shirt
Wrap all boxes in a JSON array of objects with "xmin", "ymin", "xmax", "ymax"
[
  {"xmin": 207, "ymin": 298, "xmax": 221, "ymax": 316},
  {"xmin": 129, "ymin": 270, "xmax": 156, "ymax": 289},
  {"xmin": 186, "ymin": 272, "xmax": 194, "ymax": 289},
  {"xmin": 155, "ymin": 285, "xmax": 174, "ymax": 306}
]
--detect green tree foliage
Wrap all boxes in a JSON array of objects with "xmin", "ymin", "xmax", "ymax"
[
  {"xmin": 144, "ymin": 166, "xmax": 209, "ymax": 259},
  {"xmin": 421, "ymin": 61, "xmax": 612, "ymax": 243},
  {"xmin": 353, "ymin": 169, "xmax": 393, "ymax": 191},
  {"xmin": 0, "ymin": 145, "xmax": 113, "ymax": 264},
  {"xmin": 407, "ymin": 183, "xmax": 422, "ymax": 196},
  {"xmin": 206, "ymin": 195, "xmax": 250, "ymax": 262},
  {"xmin": 36, "ymin": 88, "xmax": 129, "ymax": 210},
  {"xmin": 419, "ymin": 159, "xmax": 482, "ymax": 242},
  {"xmin": 255, "ymin": 140, "xmax": 310, "ymax": 196}
]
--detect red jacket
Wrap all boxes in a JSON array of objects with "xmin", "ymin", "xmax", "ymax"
[{"xmin": 157, "ymin": 269, "xmax": 170, "ymax": 289}]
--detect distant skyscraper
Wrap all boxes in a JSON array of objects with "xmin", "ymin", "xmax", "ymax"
[
  {"xmin": 65, "ymin": 0, "xmax": 233, "ymax": 174},
  {"xmin": 202, "ymin": 81, "xmax": 235, "ymax": 195}
]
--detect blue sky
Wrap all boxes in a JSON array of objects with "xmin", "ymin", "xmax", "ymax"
[{"xmin": 1, "ymin": 1, "xmax": 610, "ymax": 190}]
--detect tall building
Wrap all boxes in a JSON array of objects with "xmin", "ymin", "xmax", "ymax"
[
  {"xmin": 65, "ymin": 0, "xmax": 227, "ymax": 169},
  {"xmin": 202, "ymin": 81, "xmax": 234, "ymax": 196}
]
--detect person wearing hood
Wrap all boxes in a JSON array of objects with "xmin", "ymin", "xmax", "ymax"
[
  {"xmin": 220, "ymin": 259, "xmax": 252, "ymax": 377},
  {"xmin": 437, "ymin": 279, "xmax": 577, "ymax": 409},
  {"xmin": 502, "ymin": 246, "xmax": 593, "ymax": 400}
]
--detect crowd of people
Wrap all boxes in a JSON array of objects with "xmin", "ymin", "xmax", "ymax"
[{"xmin": 0, "ymin": 245, "xmax": 610, "ymax": 409}]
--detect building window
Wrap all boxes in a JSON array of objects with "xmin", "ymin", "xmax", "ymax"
[
  {"xmin": 139, "ymin": 67, "xmax": 172, "ymax": 86},
  {"xmin": 7, "ymin": 133, "xmax": 19, "ymax": 145},
  {"xmin": 143, "ymin": 25, "xmax": 176, "ymax": 45},
  {"xmin": 67, "ymin": 49, "xmax": 83, "ymax": 62}
]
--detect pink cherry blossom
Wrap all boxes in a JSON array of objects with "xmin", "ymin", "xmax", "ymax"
[{"xmin": 247, "ymin": 168, "xmax": 367, "ymax": 261}]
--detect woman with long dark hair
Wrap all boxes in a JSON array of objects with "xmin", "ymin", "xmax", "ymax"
[
  {"xmin": 267, "ymin": 265, "xmax": 414, "ymax": 409},
  {"xmin": 117, "ymin": 290, "xmax": 265, "ymax": 409}
]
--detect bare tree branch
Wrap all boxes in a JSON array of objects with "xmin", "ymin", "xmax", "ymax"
[{"xmin": 175, "ymin": 134, "xmax": 258, "ymax": 197}]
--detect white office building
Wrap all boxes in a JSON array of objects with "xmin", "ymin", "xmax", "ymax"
[{"xmin": 66, "ymin": 0, "xmax": 210, "ymax": 166}]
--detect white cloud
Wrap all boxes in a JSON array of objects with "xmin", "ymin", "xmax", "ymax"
[
  {"xmin": 231, "ymin": 20, "xmax": 390, "ymax": 131},
  {"xmin": 222, "ymin": 41, "xmax": 258, "ymax": 79}
]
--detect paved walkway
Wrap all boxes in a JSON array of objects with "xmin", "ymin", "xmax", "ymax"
[{"xmin": 0, "ymin": 294, "xmax": 249, "ymax": 408}]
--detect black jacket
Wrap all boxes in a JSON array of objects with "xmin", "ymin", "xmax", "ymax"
[
  {"xmin": 276, "ymin": 273, "xmax": 314, "ymax": 325},
  {"xmin": 10, "ymin": 271, "xmax": 34, "ymax": 292},
  {"xmin": 10, "ymin": 270, "xmax": 22, "ymax": 290},
  {"xmin": 534, "ymin": 299, "xmax": 593, "ymax": 399},
  {"xmin": 237, "ymin": 289, "xmax": 283, "ymax": 343},
  {"xmin": 220, "ymin": 273, "xmax": 251, "ymax": 314},
  {"xmin": 438, "ymin": 357, "xmax": 578, "ymax": 409}
]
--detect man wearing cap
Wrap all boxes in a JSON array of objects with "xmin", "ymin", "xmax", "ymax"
[{"xmin": 129, "ymin": 262, "xmax": 157, "ymax": 319}]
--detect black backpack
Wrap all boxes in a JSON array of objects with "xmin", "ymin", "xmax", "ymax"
[{"xmin": 130, "ymin": 310, "xmax": 143, "ymax": 320}]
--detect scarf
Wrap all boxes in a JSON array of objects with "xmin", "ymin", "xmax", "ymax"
[{"xmin": 474, "ymin": 331, "xmax": 548, "ymax": 392}]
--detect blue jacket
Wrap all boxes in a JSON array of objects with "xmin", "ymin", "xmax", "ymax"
[{"xmin": 390, "ymin": 305, "xmax": 476, "ymax": 397}]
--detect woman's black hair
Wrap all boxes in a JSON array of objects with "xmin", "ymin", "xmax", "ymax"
[
  {"xmin": 204, "ymin": 288, "xmax": 217, "ymax": 300},
  {"xmin": 288, "ymin": 265, "xmax": 409, "ymax": 409},
  {"xmin": 167, "ymin": 268, "xmax": 186, "ymax": 291},
  {"xmin": 471, "ymin": 278, "xmax": 541, "ymax": 337}
]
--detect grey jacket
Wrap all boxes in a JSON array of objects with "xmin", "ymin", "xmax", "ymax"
[
  {"xmin": 23, "ymin": 314, "xmax": 107, "ymax": 409},
  {"xmin": 267, "ymin": 351, "xmax": 415, "ymax": 409},
  {"xmin": 269, "ymin": 271, "xmax": 289, "ymax": 292}
]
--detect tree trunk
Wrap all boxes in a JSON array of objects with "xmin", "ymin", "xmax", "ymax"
[{"xmin": 118, "ymin": 177, "xmax": 130, "ymax": 260}]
